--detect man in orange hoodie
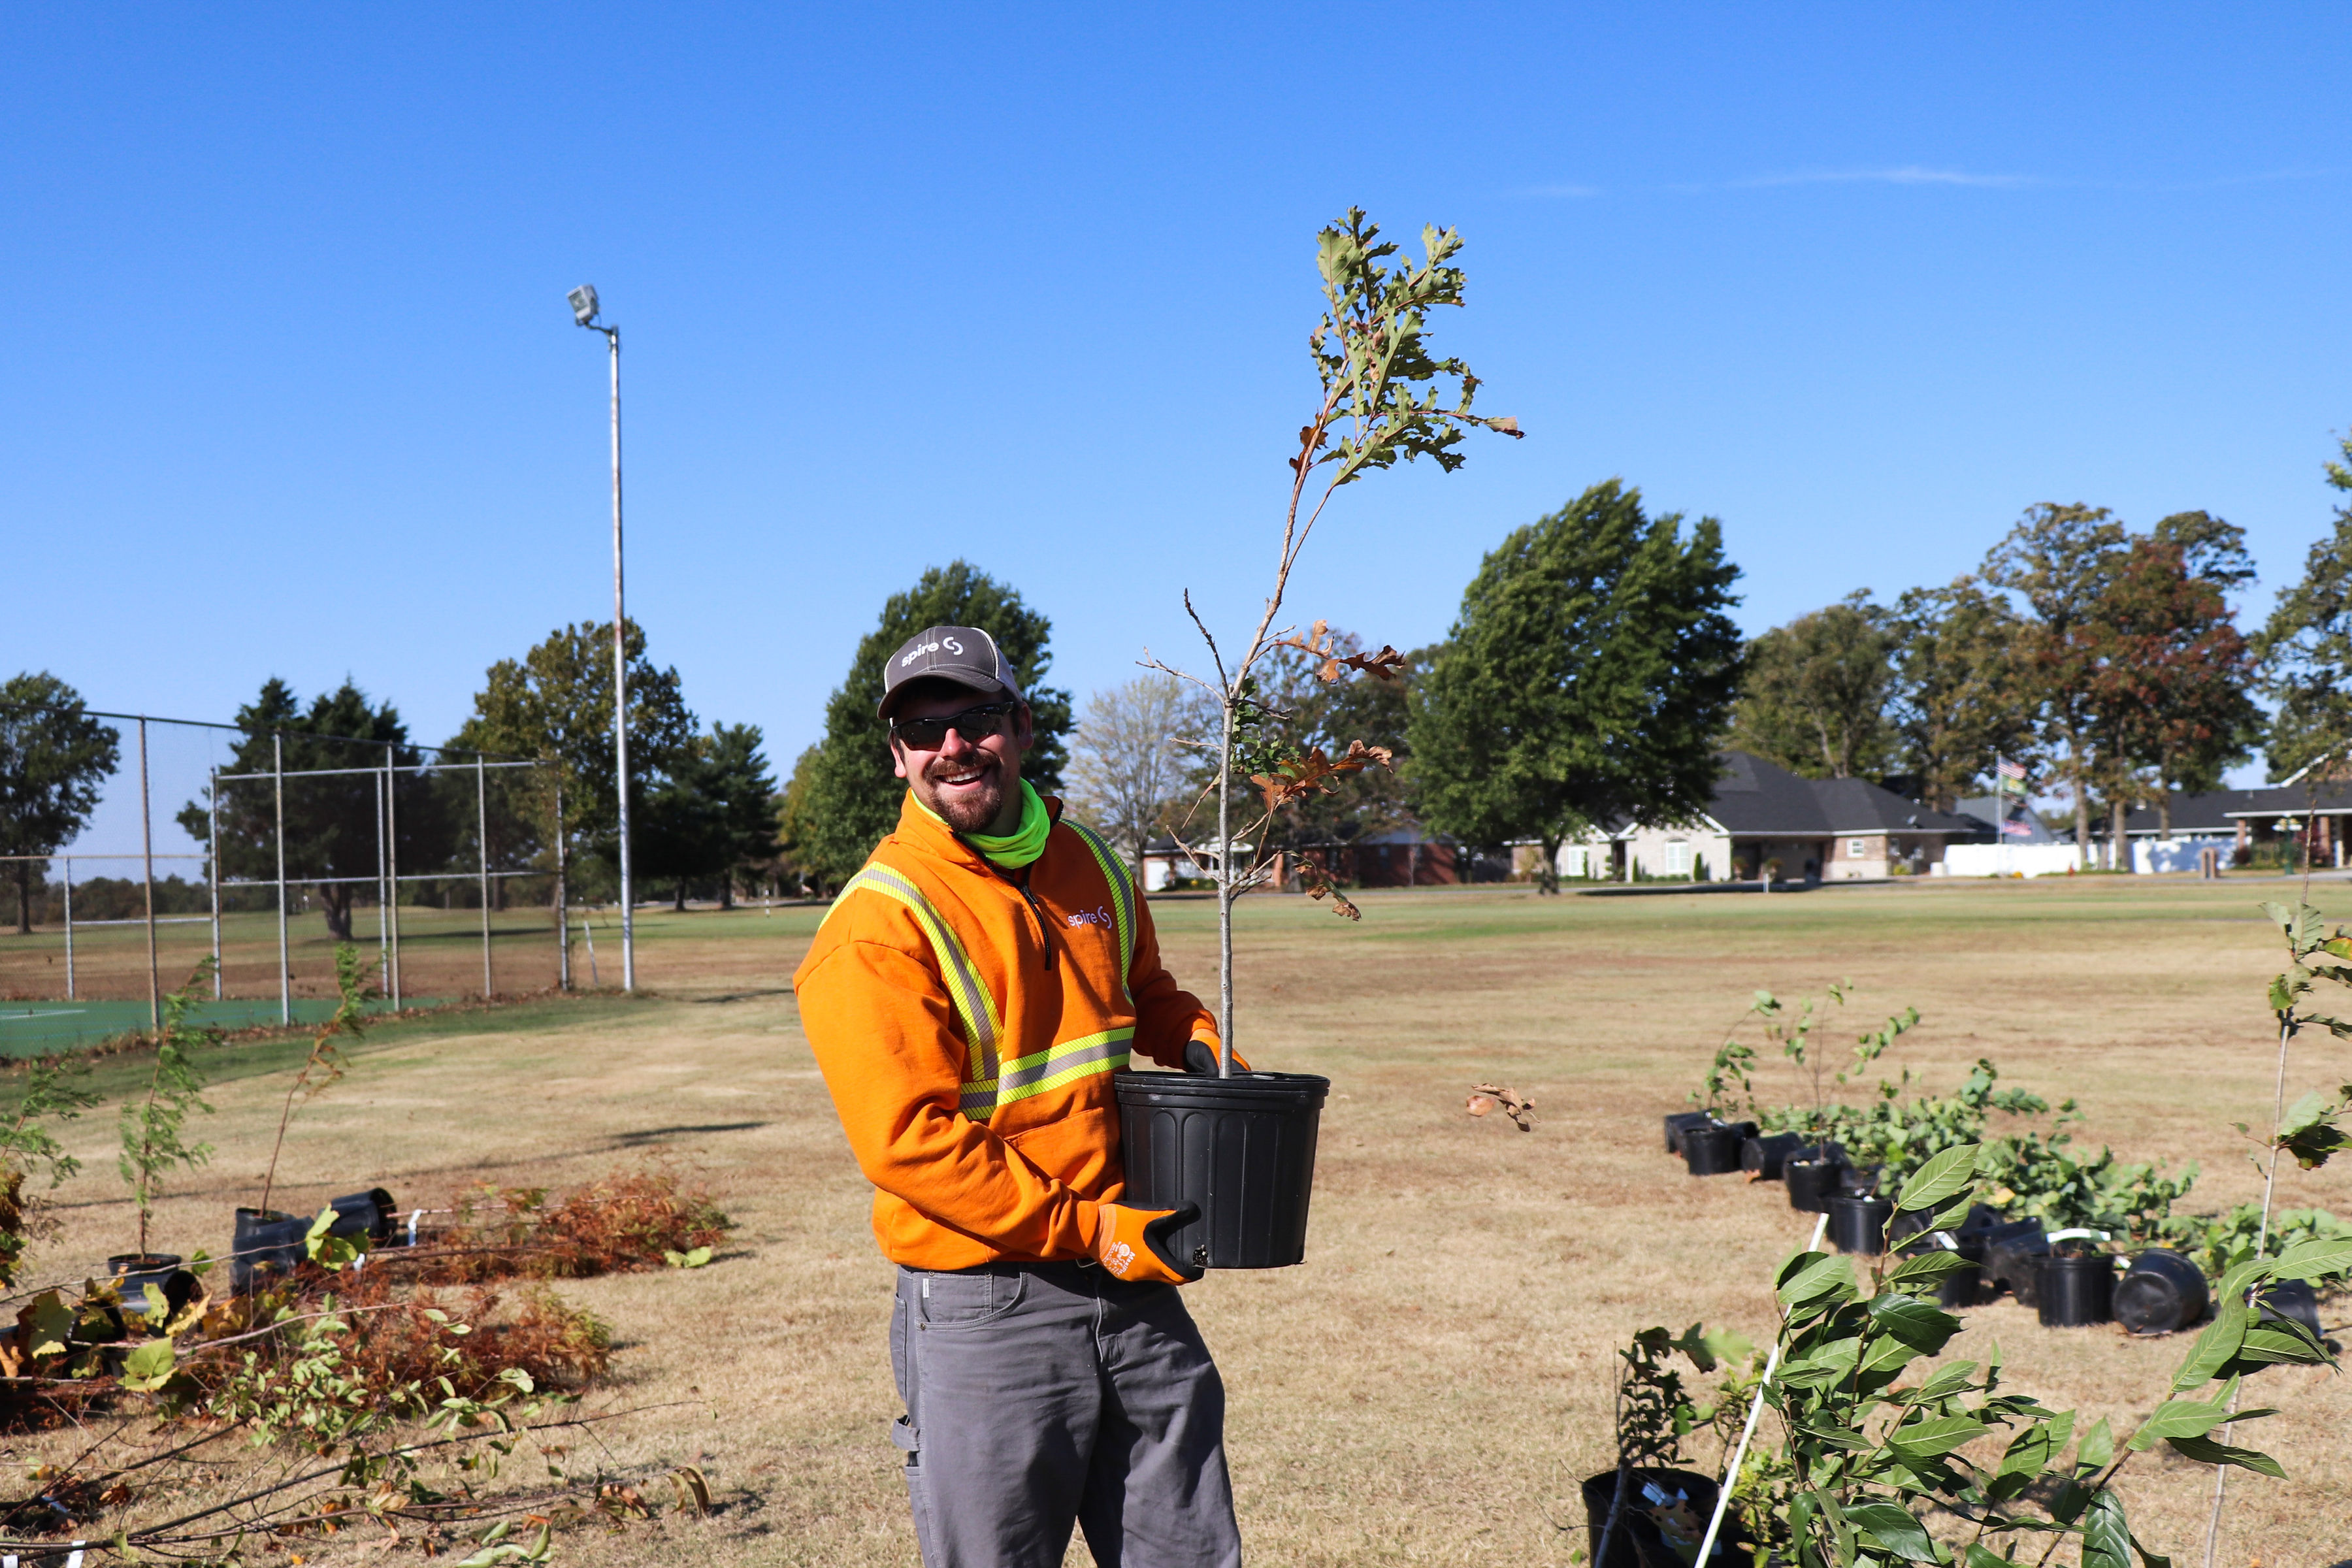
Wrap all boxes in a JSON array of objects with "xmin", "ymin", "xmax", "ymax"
[{"xmin": 794, "ymin": 625, "xmax": 1244, "ymax": 1568}]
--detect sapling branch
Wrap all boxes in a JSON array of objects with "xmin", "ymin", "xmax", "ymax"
[{"xmin": 259, "ymin": 943, "xmax": 376, "ymax": 1219}]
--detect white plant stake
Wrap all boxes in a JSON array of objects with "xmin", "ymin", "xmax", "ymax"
[{"xmin": 1696, "ymin": 1211, "xmax": 1829, "ymax": 1565}]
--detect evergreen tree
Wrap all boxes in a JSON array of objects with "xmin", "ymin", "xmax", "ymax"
[{"xmin": 1409, "ymin": 481, "xmax": 1744, "ymax": 892}]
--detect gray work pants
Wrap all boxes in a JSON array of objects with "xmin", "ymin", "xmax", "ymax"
[{"xmin": 890, "ymin": 1261, "xmax": 1242, "ymax": 1568}]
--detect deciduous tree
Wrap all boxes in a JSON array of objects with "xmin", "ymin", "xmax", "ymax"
[
  {"xmin": 1983, "ymin": 502, "xmax": 2129, "ymax": 858},
  {"xmin": 1885, "ymin": 578, "xmax": 2030, "ymax": 811},
  {"xmin": 1728, "ymin": 593, "xmax": 1897, "ymax": 780},
  {"xmin": 0, "ymin": 674, "xmax": 119, "ymax": 934},
  {"xmin": 1065, "ymin": 674, "xmax": 1201, "ymax": 881},
  {"xmin": 636, "ymin": 723, "xmax": 776, "ymax": 908},
  {"xmin": 2091, "ymin": 531, "xmax": 2257, "ymax": 853},
  {"xmin": 1410, "ymin": 480, "xmax": 1744, "ymax": 893},
  {"xmin": 450, "ymin": 619, "xmax": 699, "ymax": 902},
  {"xmin": 800, "ymin": 563, "xmax": 1072, "ymax": 889}
]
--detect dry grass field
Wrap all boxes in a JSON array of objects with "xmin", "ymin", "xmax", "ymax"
[{"xmin": 6, "ymin": 874, "xmax": 2351, "ymax": 1566}]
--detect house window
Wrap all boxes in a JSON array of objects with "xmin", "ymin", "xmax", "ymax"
[
  {"xmin": 1665, "ymin": 841, "xmax": 1694, "ymax": 875},
  {"xmin": 1559, "ymin": 846, "xmax": 1588, "ymax": 879},
  {"xmin": 1849, "ymin": 838, "xmax": 1867, "ymax": 857}
]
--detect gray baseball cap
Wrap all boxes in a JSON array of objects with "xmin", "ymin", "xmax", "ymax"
[{"xmin": 877, "ymin": 625, "xmax": 1022, "ymax": 718}]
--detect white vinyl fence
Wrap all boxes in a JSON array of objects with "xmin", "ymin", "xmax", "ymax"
[{"xmin": 1939, "ymin": 843, "xmax": 2084, "ymax": 878}]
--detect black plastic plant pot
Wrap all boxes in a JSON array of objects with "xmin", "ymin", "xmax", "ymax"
[
  {"xmin": 1113, "ymin": 1069, "xmax": 1328, "ymax": 1270},
  {"xmin": 1829, "ymin": 1194, "xmax": 1894, "ymax": 1256},
  {"xmin": 327, "ymin": 1188, "xmax": 399, "ymax": 1243},
  {"xmin": 1580, "ymin": 1467, "xmax": 1751, "ymax": 1568},
  {"xmin": 1838, "ymin": 1162, "xmax": 1885, "ymax": 1197},
  {"xmin": 231, "ymin": 1208, "xmax": 311, "ymax": 1294},
  {"xmin": 1740, "ymin": 1132, "xmax": 1803, "ymax": 1181},
  {"xmin": 1784, "ymin": 1157, "xmax": 1843, "ymax": 1214},
  {"xmin": 1984, "ymin": 1218, "xmax": 2050, "ymax": 1307},
  {"xmin": 2036, "ymin": 1252, "xmax": 2117, "ymax": 1327},
  {"xmin": 106, "ymin": 1253, "xmax": 196, "ymax": 1322},
  {"xmin": 2257, "ymin": 1278, "xmax": 2324, "ymax": 1341},
  {"xmin": 2114, "ymin": 1249, "xmax": 2211, "ymax": 1337},
  {"xmin": 1663, "ymin": 1112, "xmax": 1713, "ymax": 1156},
  {"xmin": 1682, "ymin": 1125, "xmax": 1744, "ymax": 1177}
]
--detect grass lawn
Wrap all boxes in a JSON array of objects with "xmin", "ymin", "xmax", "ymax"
[{"xmin": 7, "ymin": 876, "xmax": 2349, "ymax": 1565}]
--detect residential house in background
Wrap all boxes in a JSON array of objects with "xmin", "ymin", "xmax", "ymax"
[{"xmin": 1554, "ymin": 751, "xmax": 1981, "ymax": 884}]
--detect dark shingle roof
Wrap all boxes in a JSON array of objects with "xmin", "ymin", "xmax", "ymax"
[
  {"xmin": 1702, "ymin": 752, "xmax": 1979, "ymax": 837},
  {"xmin": 2119, "ymin": 784, "xmax": 2352, "ymax": 834}
]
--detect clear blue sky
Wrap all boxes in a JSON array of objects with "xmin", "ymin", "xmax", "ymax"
[{"xmin": 10, "ymin": 5, "xmax": 2350, "ymax": 850}]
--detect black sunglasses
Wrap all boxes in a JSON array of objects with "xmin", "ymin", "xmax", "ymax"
[{"xmin": 890, "ymin": 701, "xmax": 1017, "ymax": 751}]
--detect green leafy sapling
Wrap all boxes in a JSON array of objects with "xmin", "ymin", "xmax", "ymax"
[
  {"xmin": 119, "ymin": 958, "xmax": 222, "ymax": 1258},
  {"xmin": 1149, "ymin": 208, "xmax": 1519, "ymax": 1073},
  {"xmin": 258, "ymin": 942, "xmax": 376, "ymax": 1219},
  {"xmin": 0, "ymin": 1056, "xmax": 102, "ymax": 1288},
  {"xmin": 1748, "ymin": 1142, "xmax": 2342, "ymax": 1568},
  {"xmin": 1590, "ymin": 1323, "xmax": 1754, "ymax": 1566}
]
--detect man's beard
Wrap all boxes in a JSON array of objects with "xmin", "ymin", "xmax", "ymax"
[{"xmin": 925, "ymin": 759, "xmax": 1007, "ymax": 834}]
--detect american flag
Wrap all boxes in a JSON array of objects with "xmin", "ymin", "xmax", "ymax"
[
  {"xmin": 2002, "ymin": 819, "xmax": 2035, "ymax": 838},
  {"xmin": 1997, "ymin": 759, "xmax": 2027, "ymax": 783}
]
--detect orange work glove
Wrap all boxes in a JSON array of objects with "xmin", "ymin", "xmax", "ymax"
[{"xmin": 1091, "ymin": 1200, "xmax": 1203, "ymax": 1284}]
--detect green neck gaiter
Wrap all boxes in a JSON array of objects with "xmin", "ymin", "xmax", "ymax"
[{"xmin": 917, "ymin": 779, "xmax": 1051, "ymax": 869}]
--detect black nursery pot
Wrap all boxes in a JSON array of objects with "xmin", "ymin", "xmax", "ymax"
[
  {"xmin": 1682, "ymin": 1124, "xmax": 1744, "ymax": 1177},
  {"xmin": 1829, "ymin": 1194, "xmax": 1895, "ymax": 1256},
  {"xmin": 1113, "ymin": 1070, "xmax": 1328, "ymax": 1270},
  {"xmin": 231, "ymin": 1208, "xmax": 311, "ymax": 1294},
  {"xmin": 2257, "ymin": 1278, "xmax": 2325, "ymax": 1341},
  {"xmin": 1785, "ymin": 1157, "xmax": 1844, "ymax": 1214},
  {"xmin": 1580, "ymin": 1467, "xmax": 1750, "ymax": 1568},
  {"xmin": 1984, "ymin": 1218, "xmax": 2051, "ymax": 1307},
  {"xmin": 1740, "ymin": 1132, "xmax": 1804, "ymax": 1181},
  {"xmin": 327, "ymin": 1188, "xmax": 399, "ymax": 1243},
  {"xmin": 1664, "ymin": 1111, "xmax": 1714, "ymax": 1156},
  {"xmin": 2036, "ymin": 1251, "xmax": 2117, "ymax": 1327},
  {"xmin": 2114, "ymin": 1249, "xmax": 2211, "ymax": 1337},
  {"xmin": 106, "ymin": 1253, "xmax": 196, "ymax": 1321}
]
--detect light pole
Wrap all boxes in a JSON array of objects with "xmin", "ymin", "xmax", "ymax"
[{"xmin": 569, "ymin": 284, "xmax": 634, "ymax": 991}]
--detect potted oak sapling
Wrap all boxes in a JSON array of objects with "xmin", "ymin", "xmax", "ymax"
[{"xmin": 1113, "ymin": 208, "xmax": 1520, "ymax": 1272}]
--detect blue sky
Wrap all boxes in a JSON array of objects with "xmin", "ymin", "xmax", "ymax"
[{"xmin": 8, "ymin": 5, "xmax": 2351, "ymax": 850}]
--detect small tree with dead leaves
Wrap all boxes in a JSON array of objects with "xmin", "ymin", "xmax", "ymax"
[{"xmin": 1149, "ymin": 208, "xmax": 1519, "ymax": 1073}]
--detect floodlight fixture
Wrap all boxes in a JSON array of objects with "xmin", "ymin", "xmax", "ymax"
[{"xmin": 568, "ymin": 284, "xmax": 601, "ymax": 327}]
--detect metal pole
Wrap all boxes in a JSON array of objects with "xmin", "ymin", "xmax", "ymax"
[
  {"xmin": 385, "ymin": 743, "xmax": 401, "ymax": 1010},
  {"xmin": 274, "ymin": 732, "xmax": 289, "ymax": 1025},
  {"xmin": 139, "ymin": 717, "xmax": 161, "ymax": 1032},
  {"xmin": 478, "ymin": 753, "xmax": 493, "ymax": 1000},
  {"xmin": 555, "ymin": 776, "xmax": 570, "ymax": 992},
  {"xmin": 374, "ymin": 767, "xmax": 389, "ymax": 988},
  {"xmin": 606, "ymin": 323, "xmax": 634, "ymax": 992},
  {"xmin": 62, "ymin": 857, "xmax": 74, "ymax": 1000},
  {"xmin": 208, "ymin": 770, "xmax": 222, "ymax": 998}
]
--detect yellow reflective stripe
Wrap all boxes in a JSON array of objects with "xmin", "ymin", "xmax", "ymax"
[
  {"xmin": 960, "ymin": 1028, "xmax": 1134, "ymax": 1115},
  {"xmin": 827, "ymin": 864, "xmax": 1004, "ymax": 1084},
  {"xmin": 1062, "ymin": 820, "xmax": 1135, "ymax": 996}
]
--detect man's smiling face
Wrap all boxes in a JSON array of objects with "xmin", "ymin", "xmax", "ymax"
[{"xmin": 890, "ymin": 681, "xmax": 1034, "ymax": 836}]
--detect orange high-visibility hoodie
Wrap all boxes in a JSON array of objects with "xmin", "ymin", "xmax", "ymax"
[{"xmin": 792, "ymin": 791, "xmax": 1218, "ymax": 1270}]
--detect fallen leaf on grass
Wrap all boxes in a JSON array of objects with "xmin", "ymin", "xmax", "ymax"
[{"xmin": 1466, "ymin": 1083, "xmax": 1535, "ymax": 1131}]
